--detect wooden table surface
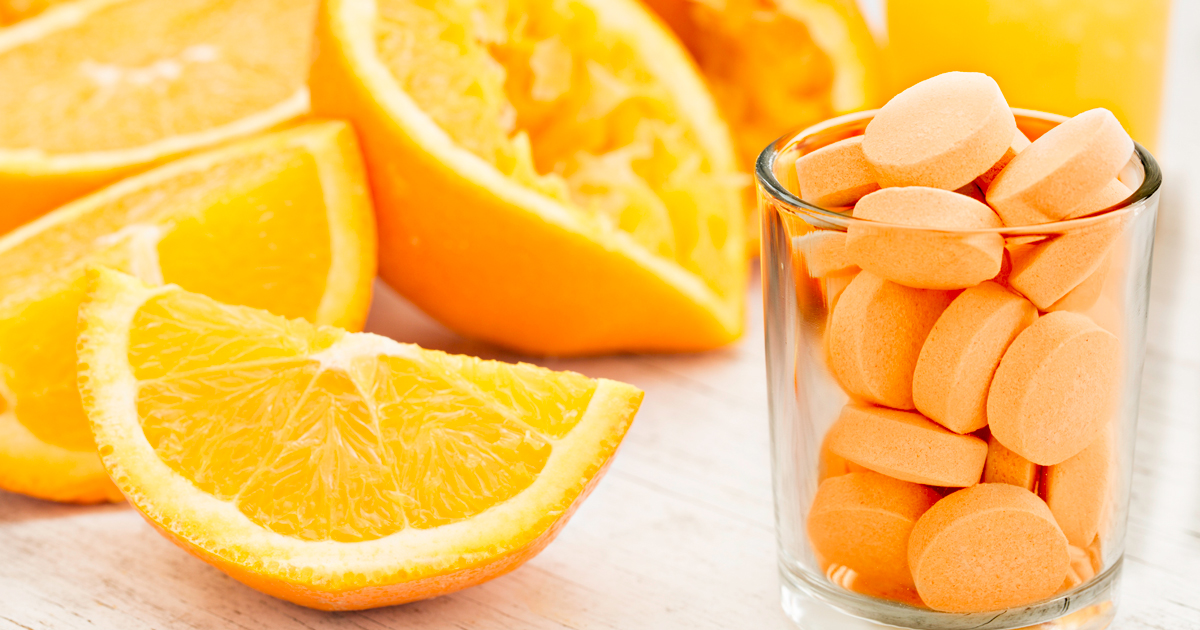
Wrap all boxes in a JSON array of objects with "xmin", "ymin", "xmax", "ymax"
[{"xmin": 4, "ymin": 8, "xmax": 1200, "ymax": 630}]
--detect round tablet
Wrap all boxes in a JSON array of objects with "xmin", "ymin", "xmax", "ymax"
[
  {"xmin": 821, "ymin": 271, "xmax": 857, "ymax": 313},
  {"xmin": 847, "ymin": 187, "xmax": 1004, "ymax": 290},
  {"xmin": 826, "ymin": 404, "xmax": 988, "ymax": 487},
  {"xmin": 982, "ymin": 432, "xmax": 1039, "ymax": 491},
  {"xmin": 1082, "ymin": 536, "xmax": 1103, "ymax": 578},
  {"xmin": 1118, "ymin": 158, "xmax": 1143, "ymax": 190},
  {"xmin": 795, "ymin": 136, "xmax": 880, "ymax": 207},
  {"xmin": 1007, "ymin": 215, "xmax": 1122, "ymax": 310},
  {"xmin": 863, "ymin": 72, "xmax": 1016, "ymax": 190},
  {"xmin": 987, "ymin": 109, "xmax": 1134, "ymax": 226},
  {"xmin": 796, "ymin": 231, "xmax": 857, "ymax": 278},
  {"xmin": 818, "ymin": 430, "xmax": 868, "ymax": 482},
  {"xmin": 1042, "ymin": 428, "xmax": 1113, "ymax": 547},
  {"xmin": 1064, "ymin": 179, "xmax": 1132, "ymax": 220},
  {"xmin": 827, "ymin": 272, "xmax": 955, "ymax": 408},
  {"xmin": 1045, "ymin": 254, "xmax": 1111, "ymax": 313},
  {"xmin": 807, "ymin": 471, "xmax": 941, "ymax": 586},
  {"xmin": 908, "ymin": 483, "xmax": 1070, "ymax": 612},
  {"xmin": 913, "ymin": 282, "xmax": 1038, "ymax": 434},
  {"xmin": 1061, "ymin": 541, "xmax": 1101, "ymax": 592},
  {"xmin": 977, "ymin": 129, "xmax": 1031, "ymax": 191},
  {"xmin": 988, "ymin": 312, "xmax": 1120, "ymax": 466}
]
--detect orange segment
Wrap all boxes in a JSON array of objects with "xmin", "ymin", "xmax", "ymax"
[
  {"xmin": 0, "ymin": 0, "xmax": 315, "ymax": 233},
  {"xmin": 0, "ymin": 121, "xmax": 376, "ymax": 503},
  {"xmin": 79, "ymin": 268, "xmax": 643, "ymax": 609},
  {"xmin": 310, "ymin": 0, "xmax": 746, "ymax": 355}
]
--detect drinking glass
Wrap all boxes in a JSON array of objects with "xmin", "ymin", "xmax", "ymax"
[{"xmin": 758, "ymin": 109, "xmax": 1161, "ymax": 629}]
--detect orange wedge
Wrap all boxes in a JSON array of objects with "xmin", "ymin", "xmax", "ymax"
[
  {"xmin": 0, "ymin": 121, "xmax": 376, "ymax": 503},
  {"xmin": 78, "ymin": 268, "xmax": 642, "ymax": 610},
  {"xmin": 310, "ymin": 0, "xmax": 747, "ymax": 356},
  {"xmin": 640, "ymin": 0, "xmax": 885, "ymax": 250},
  {"xmin": 0, "ymin": 0, "xmax": 56, "ymax": 23},
  {"xmin": 0, "ymin": 0, "xmax": 316, "ymax": 233}
]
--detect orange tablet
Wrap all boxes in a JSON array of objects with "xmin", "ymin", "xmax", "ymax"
[
  {"xmin": 909, "ymin": 484, "xmax": 1070, "ymax": 612},
  {"xmin": 825, "ymin": 404, "xmax": 988, "ymax": 487}
]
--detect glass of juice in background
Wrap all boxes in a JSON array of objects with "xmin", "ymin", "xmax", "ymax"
[{"xmin": 881, "ymin": 0, "xmax": 1170, "ymax": 150}]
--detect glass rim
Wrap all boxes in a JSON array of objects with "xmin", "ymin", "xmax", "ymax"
[{"xmin": 754, "ymin": 108, "xmax": 1163, "ymax": 235}]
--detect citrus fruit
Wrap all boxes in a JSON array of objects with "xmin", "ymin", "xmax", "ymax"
[
  {"xmin": 640, "ymin": 0, "xmax": 885, "ymax": 250},
  {"xmin": 0, "ymin": 121, "xmax": 376, "ymax": 503},
  {"xmin": 0, "ymin": 0, "xmax": 75, "ymax": 23},
  {"xmin": 0, "ymin": 0, "xmax": 316, "ymax": 234},
  {"xmin": 310, "ymin": 0, "xmax": 747, "ymax": 356},
  {"xmin": 78, "ymin": 267, "xmax": 643, "ymax": 610},
  {"xmin": 0, "ymin": 0, "xmax": 63, "ymax": 23},
  {"xmin": 642, "ymin": 0, "xmax": 883, "ymax": 167}
]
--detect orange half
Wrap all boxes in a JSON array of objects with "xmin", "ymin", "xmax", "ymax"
[
  {"xmin": 310, "ymin": 0, "xmax": 747, "ymax": 355},
  {"xmin": 640, "ymin": 0, "xmax": 885, "ymax": 251},
  {"xmin": 0, "ymin": 0, "xmax": 316, "ymax": 233}
]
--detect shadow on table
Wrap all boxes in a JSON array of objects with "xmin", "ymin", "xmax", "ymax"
[
  {"xmin": 0, "ymin": 488, "xmax": 128, "ymax": 525},
  {"xmin": 364, "ymin": 279, "xmax": 510, "ymax": 360},
  {"xmin": 360, "ymin": 277, "xmax": 745, "ymax": 389}
]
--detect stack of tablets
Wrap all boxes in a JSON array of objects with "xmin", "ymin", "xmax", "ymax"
[{"xmin": 792, "ymin": 72, "xmax": 1132, "ymax": 613}]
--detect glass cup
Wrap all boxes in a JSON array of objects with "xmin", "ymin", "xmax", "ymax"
[{"xmin": 758, "ymin": 110, "xmax": 1161, "ymax": 630}]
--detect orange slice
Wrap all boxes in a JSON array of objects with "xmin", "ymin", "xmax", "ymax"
[
  {"xmin": 0, "ymin": 0, "xmax": 316, "ymax": 233},
  {"xmin": 0, "ymin": 0, "xmax": 62, "ymax": 23},
  {"xmin": 78, "ymin": 268, "xmax": 643, "ymax": 610},
  {"xmin": 0, "ymin": 0, "xmax": 78, "ymax": 23},
  {"xmin": 310, "ymin": 0, "xmax": 746, "ymax": 355},
  {"xmin": 0, "ymin": 121, "xmax": 376, "ymax": 503},
  {"xmin": 640, "ymin": 0, "xmax": 885, "ymax": 250}
]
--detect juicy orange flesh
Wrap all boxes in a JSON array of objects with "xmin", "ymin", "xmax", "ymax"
[
  {"xmin": 0, "ymin": 0, "xmax": 315, "ymax": 153},
  {"xmin": 375, "ymin": 0, "xmax": 740, "ymax": 299},
  {"xmin": 129, "ymin": 290, "xmax": 598, "ymax": 542},
  {"xmin": 0, "ymin": 147, "xmax": 332, "ymax": 451},
  {"xmin": 156, "ymin": 150, "xmax": 332, "ymax": 318},
  {"xmin": 654, "ymin": 0, "xmax": 836, "ymax": 166},
  {"xmin": 0, "ymin": 273, "xmax": 97, "ymax": 450}
]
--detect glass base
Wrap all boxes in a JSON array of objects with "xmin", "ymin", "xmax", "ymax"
[{"xmin": 779, "ymin": 557, "xmax": 1120, "ymax": 630}]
